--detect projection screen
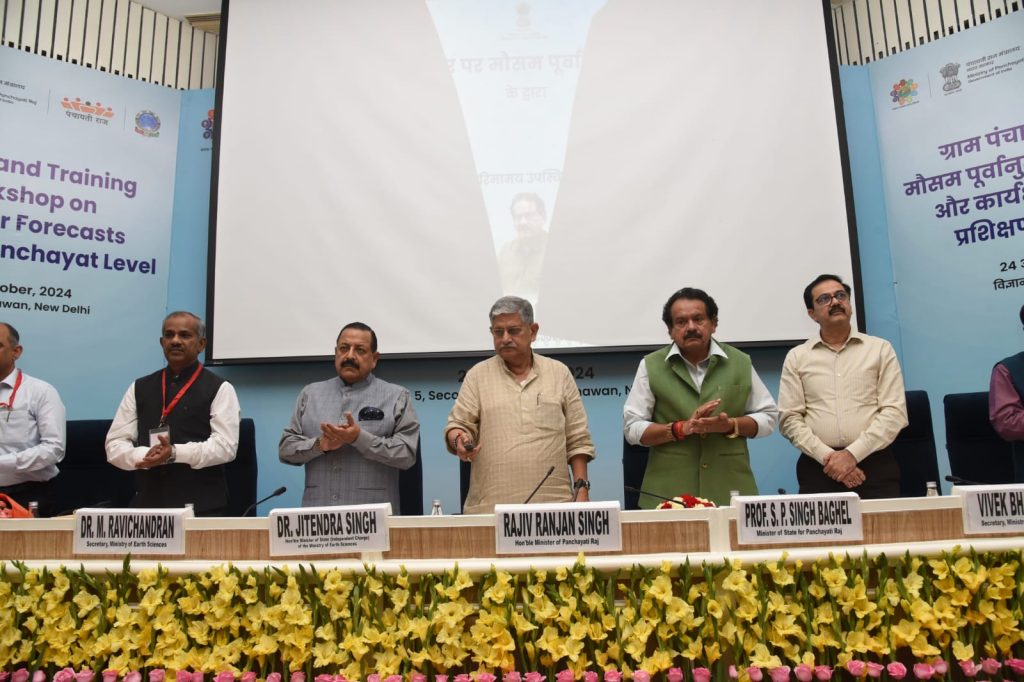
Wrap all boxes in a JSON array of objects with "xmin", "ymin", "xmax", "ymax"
[{"xmin": 209, "ymin": 0, "xmax": 858, "ymax": 361}]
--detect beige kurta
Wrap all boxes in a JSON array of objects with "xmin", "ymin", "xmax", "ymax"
[{"xmin": 445, "ymin": 353, "xmax": 595, "ymax": 514}]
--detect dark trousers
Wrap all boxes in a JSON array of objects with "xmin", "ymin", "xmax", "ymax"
[
  {"xmin": 0, "ymin": 480, "xmax": 54, "ymax": 517},
  {"xmin": 796, "ymin": 447, "xmax": 901, "ymax": 499}
]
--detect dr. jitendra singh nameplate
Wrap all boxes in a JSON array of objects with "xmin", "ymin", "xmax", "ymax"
[
  {"xmin": 736, "ymin": 492, "xmax": 863, "ymax": 545},
  {"xmin": 495, "ymin": 501, "xmax": 621, "ymax": 554},
  {"xmin": 269, "ymin": 503, "xmax": 390, "ymax": 556},
  {"xmin": 74, "ymin": 508, "xmax": 188, "ymax": 555}
]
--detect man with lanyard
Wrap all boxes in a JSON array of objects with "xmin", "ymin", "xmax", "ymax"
[
  {"xmin": 0, "ymin": 322, "xmax": 66, "ymax": 516},
  {"xmin": 106, "ymin": 311, "xmax": 240, "ymax": 515},
  {"xmin": 989, "ymin": 303, "xmax": 1024, "ymax": 483}
]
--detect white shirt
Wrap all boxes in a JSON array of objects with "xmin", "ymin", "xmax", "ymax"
[
  {"xmin": 105, "ymin": 381, "xmax": 240, "ymax": 470},
  {"xmin": 0, "ymin": 368, "xmax": 66, "ymax": 485},
  {"xmin": 623, "ymin": 341, "xmax": 779, "ymax": 444}
]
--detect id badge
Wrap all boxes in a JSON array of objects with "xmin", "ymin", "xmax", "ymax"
[{"xmin": 149, "ymin": 426, "xmax": 170, "ymax": 446}]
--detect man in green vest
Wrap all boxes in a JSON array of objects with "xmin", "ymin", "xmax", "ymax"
[{"xmin": 623, "ymin": 287, "xmax": 779, "ymax": 506}]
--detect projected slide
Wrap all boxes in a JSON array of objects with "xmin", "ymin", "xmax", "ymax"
[{"xmin": 212, "ymin": 0, "xmax": 855, "ymax": 360}]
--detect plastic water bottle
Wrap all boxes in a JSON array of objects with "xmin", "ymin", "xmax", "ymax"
[
  {"xmin": 28, "ymin": 501, "xmax": 39, "ymax": 517},
  {"xmin": 430, "ymin": 499, "xmax": 444, "ymax": 516},
  {"xmin": 925, "ymin": 481, "xmax": 938, "ymax": 497}
]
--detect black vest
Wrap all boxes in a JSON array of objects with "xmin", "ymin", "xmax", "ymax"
[
  {"xmin": 131, "ymin": 363, "xmax": 229, "ymax": 512},
  {"xmin": 998, "ymin": 351, "xmax": 1024, "ymax": 483}
]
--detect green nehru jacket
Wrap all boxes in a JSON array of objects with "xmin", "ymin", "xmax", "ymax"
[{"xmin": 641, "ymin": 341, "xmax": 756, "ymax": 507}]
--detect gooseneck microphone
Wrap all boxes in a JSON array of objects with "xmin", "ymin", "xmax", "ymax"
[
  {"xmin": 624, "ymin": 485, "xmax": 681, "ymax": 506},
  {"xmin": 945, "ymin": 474, "xmax": 984, "ymax": 486},
  {"xmin": 242, "ymin": 486, "xmax": 287, "ymax": 516},
  {"xmin": 524, "ymin": 466, "xmax": 556, "ymax": 504}
]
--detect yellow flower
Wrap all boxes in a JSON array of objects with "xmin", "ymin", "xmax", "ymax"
[
  {"xmin": 890, "ymin": 619, "xmax": 920, "ymax": 646},
  {"xmin": 953, "ymin": 641, "xmax": 975, "ymax": 661},
  {"xmin": 648, "ymin": 575, "xmax": 674, "ymax": 604},
  {"xmin": 749, "ymin": 643, "xmax": 782, "ymax": 668}
]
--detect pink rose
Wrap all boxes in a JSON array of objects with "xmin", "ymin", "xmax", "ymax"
[
  {"xmin": 865, "ymin": 663, "xmax": 883, "ymax": 679},
  {"xmin": 769, "ymin": 667, "xmax": 791, "ymax": 682},
  {"xmin": 0, "ymin": 674, "xmax": 9, "ymax": 682},
  {"xmin": 266, "ymin": 675, "xmax": 282, "ymax": 682},
  {"xmin": 291, "ymin": 673, "xmax": 306, "ymax": 682},
  {"xmin": 747, "ymin": 668, "xmax": 763, "ymax": 682},
  {"xmin": 435, "ymin": 676, "xmax": 448, "ymax": 682},
  {"xmin": 555, "ymin": 671, "xmax": 574, "ymax": 682},
  {"xmin": 504, "ymin": 675, "xmax": 521, "ymax": 682},
  {"xmin": 1007, "ymin": 659, "xmax": 1024, "ymax": 675},
  {"xmin": 886, "ymin": 663, "xmax": 907, "ymax": 680},
  {"xmin": 367, "ymin": 674, "xmax": 382, "ymax": 682},
  {"xmin": 124, "ymin": 672, "xmax": 141, "ymax": 682},
  {"xmin": 632, "ymin": 672, "xmax": 650, "ymax": 682},
  {"xmin": 213, "ymin": 674, "xmax": 233, "ymax": 682},
  {"xmin": 315, "ymin": 676, "xmax": 333, "ymax": 682},
  {"xmin": 35, "ymin": 672, "xmax": 48, "ymax": 682},
  {"xmin": 931, "ymin": 661, "xmax": 947, "ymax": 676},
  {"xmin": 76, "ymin": 672, "xmax": 95, "ymax": 682},
  {"xmin": 100, "ymin": 671, "xmax": 117, "ymax": 682},
  {"xmin": 13, "ymin": 670, "xmax": 30, "ymax": 682},
  {"xmin": 981, "ymin": 659, "xmax": 1002, "ymax": 675},
  {"xmin": 958, "ymin": 661, "xmax": 979, "ymax": 678},
  {"xmin": 728, "ymin": 667, "xmax": 738, "ymax": 681},
  {"xmin": 603, "ymin": 673, "xmax": 622, "ymax": 682},
  {"xmin": 667, "ymin": 669, "xmax": 684, "ymax": 682},
  {"xmin": 149, "ymin": 672, "xmax": 166, "ymax": 682},
  {"xmin": 845, "ymin": 661, "xmax": 865, "ymax": 677},
  {"xmin": 190, "ymin": 674, "xmax": 202, "ymax": 682},
  {"xmin": 411, "ymin": 675, "xmax": 426, "ymax": 682},
  {"xmin": 912, "ymin": 663, "xmax": 934, "ymax": 680},
  {"xmin": 55, "ymin": 669, "xmax": 76, "ymax": 682},
  {"xmin": 240, "ymin": 674, "xmax": 256, "ymax": 682},
  {"xmin": 453, "ymin": 675, "xmax": 470, "ymax": 682},
  {"xmin": 584, "ymin": 673, "xmax": 598, "ymax": 682},
  {"xmin": 693, "ymin": 668, "xmax": 711, "ymax": 682},
  {"xmin": 794, "ymin": 664, "xmax": 813, "ymax": 682},
  {"xmin": 813, "ymin": 666, "xmax": 832, "ymax": 681},
  {"xmin": 477, "ymin": 675, "xmax": 496, "ymax": 682}
]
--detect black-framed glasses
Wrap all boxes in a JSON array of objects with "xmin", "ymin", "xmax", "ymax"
[{"xmin": 814, "ymin": 290, "xmax": 850, "ymax": 307}]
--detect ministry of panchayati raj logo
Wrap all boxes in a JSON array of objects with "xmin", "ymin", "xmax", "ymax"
[
  {"xmin": 940, "ymin": 62, "xmax": 962, "ymax": 92},
  {"xmin": 201, "ymin": 108, "xmax": 215, "ymax": 139},
  {"xmin": 61, "ymin": 96, "xmax": 115, "ymax": 120},
  {"xmin": 890, "ymin": 78, "xmax": 919, "ymax": 107},
  {"xmin": 134, "ymin": 110, "xmax": 161, "ymax": 137}
]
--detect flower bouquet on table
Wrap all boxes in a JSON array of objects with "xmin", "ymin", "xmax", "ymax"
[{"xmin": 657, "ymin": 493, "xmax": 716, "ymax": 509}]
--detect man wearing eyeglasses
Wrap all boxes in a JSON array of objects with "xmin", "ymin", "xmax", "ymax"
[
  {"xmin": 778, "ymin": 274, "xmax": 908, "ymax": 498},
  {"xmin": 0, "ymin": 322, "xmax": 66, "ymax": 517},
  {"xmin": 988, "ymin": 304, "xmax": 1024, "ymax": 483},
  {"xmin": 445, "ymin": 296, "xmax": 595, "ymax": 514},
  {"xmin": 279, "ymin": 322, "xmax": 419, "ymax": 509}
]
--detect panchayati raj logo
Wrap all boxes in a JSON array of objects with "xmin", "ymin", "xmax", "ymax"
[
  {"xmin": 890, "ymin": 78, "xmax": 919, "ymax": 106},
  {"xmin": 940, "ymin": 62, "xmax": 962, "ymax": 92},
  {"xmin": 134, "ymin": 110, "xmax": 161, "ymax": 137},
  {"xmin": 60, "ymin": 96, "xmax": 115, "ymax": 123}
]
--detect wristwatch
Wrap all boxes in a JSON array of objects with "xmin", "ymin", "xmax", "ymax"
[
  {"xmin": 725, "ymin": 418, "xmax": 741, "ymax": 439},
  {"xmin": 573, "ymin": 478, "xmax": 591, "ymax": 491},
  {"xmin": 166, "ymin": 444, "xmax": 177, "ymax": 464}
]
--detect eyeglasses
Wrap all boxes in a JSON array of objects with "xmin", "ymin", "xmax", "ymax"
[
  {"xmin": 814, "ymin": 290, "xmax": 850, "ymax": 307},
  {"xmin": 490, "ymin": 327, "xmax": 524, "ymax": 338}
]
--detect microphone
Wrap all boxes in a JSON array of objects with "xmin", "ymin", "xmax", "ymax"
[
  {"xmin": 777, "ymin": 488, "xmax": 788, "ymax": 495},
  {"xmin": 624, "ymin": 485, "xmax": 680, "ymax": 505},
  {"xmin": 945, "ymin": 474, "xmax": 984, "ymax": 486},
  {"xmin": 524, "ymin": 466, "xmax": 556, "ymax": 504},
  {"xmin": 242, "ymin": 486, "xmax": 287, "ymax": 516}
]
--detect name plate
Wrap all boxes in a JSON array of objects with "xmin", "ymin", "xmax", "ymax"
[
  {"xmin": 495, "ymin": 501, "xmax": 622, "ymax": 554},
  {"xmin": 268, "ymin": 503, "xmax": 390, "ymax": 556},
  {"xmin": 958, "ymin": 484, "xmax": 1024, "ymax": 534},
  {"xmin": 73, "ymin": 508, "xmax": 188, "ymax": 555},
  {"xmin": 736, "ymin": 493, "xmax": 863, "ymax": 545}
]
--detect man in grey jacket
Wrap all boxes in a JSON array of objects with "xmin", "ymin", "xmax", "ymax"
[{"xmin": 279, "ymin": 322, "xmax": 419, "ymax": 509}]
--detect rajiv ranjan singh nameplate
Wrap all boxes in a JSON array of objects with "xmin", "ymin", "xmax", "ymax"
[
  {"xmin": 268, "ymin": 503, "xmax": 390, "ymax": 556},
  {"xmin": 955, "ymin": 483, "xmax": 1024, "ymax": 534},
  {"xmin": 736, "ymin": 492, "xmax": 863, "ymax": 545},
  {"xmin": 495, "ymin": 501, "xmax": 621, "ymax": 554},
  {"xmin": 74, "ymin": 507, "xmax": 190, "ymax": 555}
]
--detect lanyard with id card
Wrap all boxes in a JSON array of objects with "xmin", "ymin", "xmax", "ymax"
[{"xmin": 153, "ymin": 364, "xmax": 203, "ymax": 445}]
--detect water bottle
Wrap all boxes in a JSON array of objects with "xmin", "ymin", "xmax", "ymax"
[
  {"xmin": 925, "ymin": 481, "xmax": 938, "ymax": 497},
  {"xmin": 430, "ymin": 499, "xmax": 444, "ymax": 516},
  {"xmin": 28, "ymin": 501, "xmax": 39, "ymax": 518}
]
